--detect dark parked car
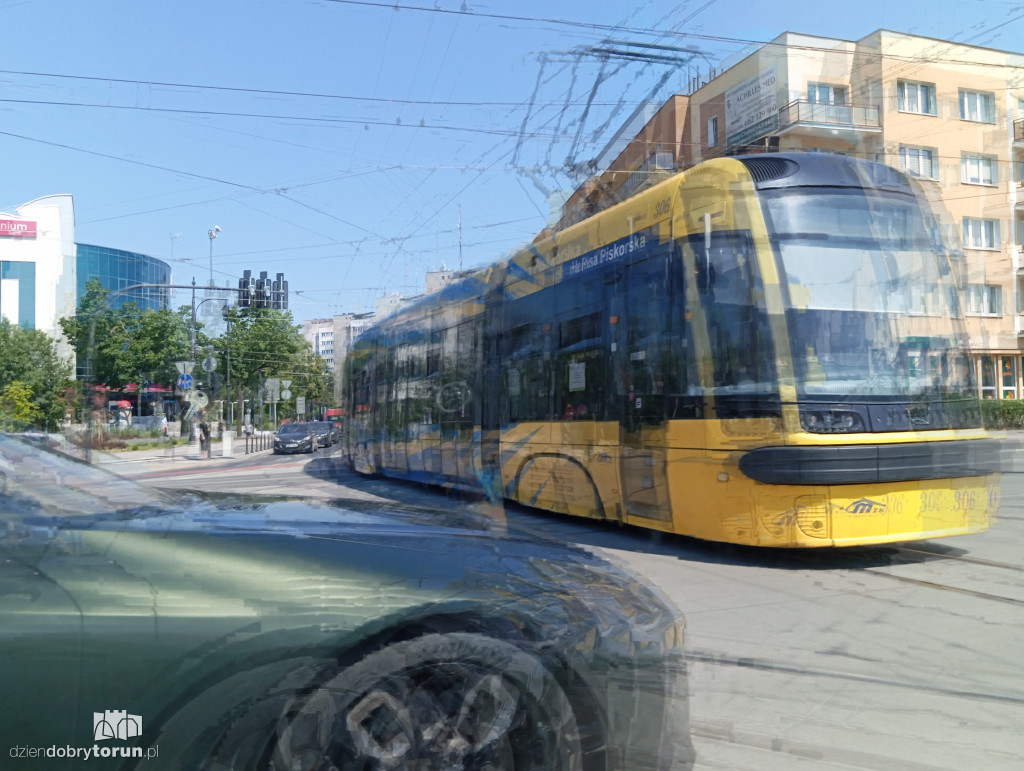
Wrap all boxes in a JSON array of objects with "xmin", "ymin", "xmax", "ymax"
[
  {"xmin": 311, "ymin": 420, "xmax": 333, "ymax": 447},
  {"xmin": 274, "ymin": 422, "xmax": 317, "ymax": 454},
  {"xmin": 0, "ymin": 432, "xmax": 693, "ymax": 770}
]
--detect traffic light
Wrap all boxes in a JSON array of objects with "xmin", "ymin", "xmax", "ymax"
[
  {"xmin": 271, "ymin": 272, "xmax": 289, "ymax": 310},
  {"xmin": 238, "ymin": 269, "xmax": 253, "ymax": 308},
  {"xmin": 255, "ymin": 271, "xmax": 269, "ymax": 308},
  {"xmin": 238, "ymin": 268, "xmax": 286, "ymax": 309}
]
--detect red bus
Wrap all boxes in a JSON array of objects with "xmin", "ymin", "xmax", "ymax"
[{"xmin": 324, "ymin": 408, "xmax": 346, "ymax": 430}]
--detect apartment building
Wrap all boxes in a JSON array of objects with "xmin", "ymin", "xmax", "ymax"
[{"xmin": 559, "ymin": 29, "xmax": 1024, "ymax": 398}]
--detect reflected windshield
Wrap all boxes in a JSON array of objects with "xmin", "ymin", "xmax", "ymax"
[{"xmin": 762, "ymin": 187, "xmax": 974, "ymax": 399}]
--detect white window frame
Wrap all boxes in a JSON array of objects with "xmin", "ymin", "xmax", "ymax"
[
  {"xmin": 961, "ymin": 153, "xmax": 998, "ymax": 186},
  {"xmin": 899, "ymin": 146, "xmax": 937, "ymax": 180},
  {"xmin": 959, "ymin": 89, "xmax": 996, "ymax": 123},
  {"xmin": 962, "ymin": 217, "xmax": 1001, "ymax": 250},
  {"xmin": 707, "ymin": 116, "xmax": 718, "ymax": 147},
  {"xmin": 808, "ymin": 82, "xmax": 848, "ymax": 105},
  {"xmin": 897, "ymin": 80, "xmax": 936, "ymax": 115},
  {"xmin": 965, "ymin": 284, "xmax": 1003, "ymax": 315}
]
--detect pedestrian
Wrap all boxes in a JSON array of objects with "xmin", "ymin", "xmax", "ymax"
[{"xmin": 198, "ymin": 416, "xmax": 211, "ymax": 460}]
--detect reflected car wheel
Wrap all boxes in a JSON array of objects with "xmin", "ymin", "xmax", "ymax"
[{"xmin": 206, "ymin": 633, "xmax": 583, "ymax": 771}]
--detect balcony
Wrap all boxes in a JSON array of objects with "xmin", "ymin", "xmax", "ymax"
[{"xmin": 776, "ymin": 100, "xmax": 881, "ymax": 141}]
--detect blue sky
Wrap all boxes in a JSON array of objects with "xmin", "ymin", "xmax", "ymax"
[{"xmin": 1, "ymin": 0, "xmax": 1022, "ymax": 321}]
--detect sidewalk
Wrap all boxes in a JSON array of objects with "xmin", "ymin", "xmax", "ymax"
[{"xmin": 89, "ymin": 432, "xmax": 276, "ymax": 474}]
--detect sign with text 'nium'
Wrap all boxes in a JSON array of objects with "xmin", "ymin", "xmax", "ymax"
[{"xmin": 0, "ymin": 219, "xmax": 37, "ymax": 238}]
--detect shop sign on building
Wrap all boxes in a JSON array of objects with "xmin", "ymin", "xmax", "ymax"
[
  {"xmin": 725, "ymin": 65, "xmax": 779, "ymax": 148},
  {"xmin": 0, "ymin": 219, "xmax": 37, "ymax": 238}
]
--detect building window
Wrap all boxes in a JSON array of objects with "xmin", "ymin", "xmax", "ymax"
[
  {"xmin": 963, "ymin": 218, "xmax": 1001, "ymax": 249},
  {"xmin": 980, "ymin": 356, "xmax": 997, "ymax": 398},
  {"xmin": 965, "ymin": 283, "xmax": 1003, "ymax": 314},
  {"xmin": 959, "ymin": 89, "xmax": 996, "ymax": 123},
  {"xmin": 1002, "ymin": 356, "xmax": 1018, "ymax": 399},
  {"xmin": 707, "ymin": 116, "xmax": 718, "ymax": 146},
  {"xmin": 808, "ymin": 83, "xmax": 848, "ymax": 105},
  {"xmin": 961, "ymin": 153, "xmax": 998, "ymax": 185},
  {"xmin": 899, "ymin": 146, "xmax": 937, "ymax": 179},
  {"xmin": 897, "ymin": 80, "xmax": 936, "ymax": 115}
]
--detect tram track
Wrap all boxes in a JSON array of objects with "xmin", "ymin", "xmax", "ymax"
[
  {"xmin": 892, "ymin": 544, "xmax": 1024, "ymax": 574},
  {"xmin": 844, "ymin": 543, "xmax": 1024, "ymax": 606},
  {"xmin": 858, "ymin": 568, "xmax": 1024, "ymax": 607},
  {"xmin": 686, "ymin": 649, "xmax": 1024, "ymax": 706}
]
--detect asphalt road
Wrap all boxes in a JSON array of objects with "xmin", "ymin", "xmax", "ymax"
[{"xmin": 108, "ymin": 447, "xmax": 1024, "ymax": 770}]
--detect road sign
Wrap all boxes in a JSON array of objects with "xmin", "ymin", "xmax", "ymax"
[
  {"xmin": 281, "ymin": 389, "xmax": 292, "ymax": 400},
  {"xmin": 176, "ymin": 373, "xmax": 194, "ymax": 390},
  {"xmin": 176, "ymin": 361, "xmax": 195, "ymax": 375},
  {"xmin": 296, "ymin": 396, "xmax": 305, "ymax": 414},
  {"xmin": 281, "ymin": 380, "xmax": 292, "ymax": 390},
  {"xmin": 202, "ymin": 356, "xmax": 218, "ymax": 372}
]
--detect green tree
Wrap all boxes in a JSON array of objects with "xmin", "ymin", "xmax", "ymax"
[
  {"xmin": 1, "ymin": 381, "xmax": 39, "ymax": 426},
  {"xmin": 59, "ymin": 278, "xmax": 115, "ymax": 383},
  {"xmin": 291, "ymin": 349, "xmax": 332, "ymax": 417},
  {"xmin": 59, "ymin": 279, "xmax": 195, "ymax": 389},
  {"xmin": 0, "ymin": 319, "xmax": 73, "ymax": 429},
  {"xmin": 216, "ymin": 306, "xmax": 308, "ymax": 430}
]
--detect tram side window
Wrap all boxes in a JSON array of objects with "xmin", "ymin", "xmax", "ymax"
[
  {"xmin": 502, "ymin": 322, "xmax": 552, "ymax": 423},
  {"xmin": 350, "ymin": 348, "xmax": 374, "ymax": 417},
  {"xmin": 611, "ymin": 245, "xmax": 690, "ymax": 425},
  {"xmin": 685, "ymin": 230, "xmax": 777, "ymax": 413},
  {"xmin": 405, "ymin": 343, "xmax": 434, "ymax": 425},
  {"xmin": 439, "ymin": 321, "xmax": 477, "ymax": 424},
  {"xmin": 554, "ymin": 311, "xmax": 603, "ymax": 420}
]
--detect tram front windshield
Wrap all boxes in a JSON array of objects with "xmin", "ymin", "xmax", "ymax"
[{"xmin": 761, "ymin": 187, "xmax": 974, "ymax": 401}]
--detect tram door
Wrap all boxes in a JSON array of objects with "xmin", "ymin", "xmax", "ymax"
[{"xmin": 609, "ymin": 249, "xmax": 675, "ymax": 523}]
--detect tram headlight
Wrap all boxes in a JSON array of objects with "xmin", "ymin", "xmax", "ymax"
[{"xmin": 799, "ymin": 408, "xmax": 866, "ymax": 434}]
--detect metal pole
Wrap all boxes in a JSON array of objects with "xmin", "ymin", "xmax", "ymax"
[
  {"xmin": 225, "ymin": 311, "xmax": 232, "ymax": 424},
  {"xmin": 190, "ymin": 278, "xmax": 197, "ymax": 443},
  {"xmin": 208, "ymin": 226, "xmax": 220, "ymax": 286}
]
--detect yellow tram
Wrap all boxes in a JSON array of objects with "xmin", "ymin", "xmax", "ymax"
[{"xmin": 346, "ymin": 153, "xmax": 1000, "ymax": 547}]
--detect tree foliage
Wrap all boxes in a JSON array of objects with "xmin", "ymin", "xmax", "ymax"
[
  {"xmin": 59, "ymin": 279, "xmax": 195, "ymax": 388},
  {"xmin": 59, "ymin": 280, "xmax": 328, "ymax": 428},
  {"xmin": 0, "ymin": 319, "xmax": 73, "ymax": 428},
  {"xmin": 217, "ymin": 306, "xmax": 325, "ymax": 427}
]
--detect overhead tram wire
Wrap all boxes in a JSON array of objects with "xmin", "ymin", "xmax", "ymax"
[
  {"xmin": 0, "ymin": 98, "xmax": 577, "ymax": 141},
  {"xmin": 322, "ymin": 0, "xmax": 1024, "ymax": 70},
  {"xmin": 0, "ymin": 68, "xmax": 624, "ymax": 108}
]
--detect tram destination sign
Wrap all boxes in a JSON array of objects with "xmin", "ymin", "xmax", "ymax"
[{"xmin": 563, "ymin": 232, "xmax": 649, "ymax": 278}]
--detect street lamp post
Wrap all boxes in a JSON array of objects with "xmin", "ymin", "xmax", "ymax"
[
  {"xmin": 208, "ymin": 226, "xmax": 221, "ymax": 286},
  {"xmin": 189, "ymin": 279, "xmax": 229, "ymax": 442},
  {"xmin": 222, "ymin": 305, "xmax": 233, "ymax": 425}
]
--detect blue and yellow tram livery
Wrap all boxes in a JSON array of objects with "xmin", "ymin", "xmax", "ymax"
[{"xmin": 346, "ymin": 153, "xmax": 1000, "ymax": 547}]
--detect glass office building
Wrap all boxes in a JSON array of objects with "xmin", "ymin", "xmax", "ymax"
[{"xmin": 76, "ymin": 244, "xmax": 171, "ymax": 311}]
